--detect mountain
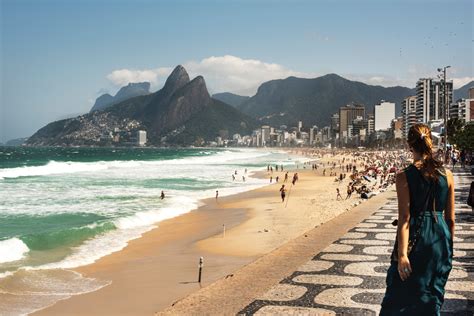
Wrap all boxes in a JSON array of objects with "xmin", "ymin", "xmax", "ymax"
[
  {"xmin": 90, "ymin": 82, "xmax": 151, "ymax": 112},
  {"xmin": 237, "ymin": 74, "xmax": 415, "ymax": 128},
  {"xmin": 27, "ymin": 66, "xmax": 257, "ymax": 146},
  {"xmin": 454, "ymin": 81, "xmax": 474, "ymax": 101},
  {"xmin": 212, "ymin": 92, "xmax": 250, "ymax": 108},
  {"xmin": 5, "ymin": 137, "xmax": 29, "ymax": 146}
]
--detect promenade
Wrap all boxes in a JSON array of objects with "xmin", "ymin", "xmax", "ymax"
[{"xmin": 160, "ymin": 170, "xmax": 473, "ymax": 315}]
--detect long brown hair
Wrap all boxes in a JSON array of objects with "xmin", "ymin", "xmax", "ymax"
[{"xmin": 407, "ymin": 123, "xmax": 443, "ymax": 181}]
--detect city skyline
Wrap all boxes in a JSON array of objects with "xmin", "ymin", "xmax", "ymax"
[{"xmin": 1, "ymin": 0, "xmax": 473, "ymax": 142}]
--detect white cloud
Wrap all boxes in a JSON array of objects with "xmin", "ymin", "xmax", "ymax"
[
  {"xmin": 106, "ymin": 67, "xmax": 172, "ymax": 88},
  {"xmin": 105, "ymin": 56, "xmax": 473, "ymax": 96},
  {"xmin": 452, "ymin": 77, "xmax": 474, "ymax": 89},
  {"xmin": 106, "ymin": 55, "xmax": 314, "ymax": 96}
]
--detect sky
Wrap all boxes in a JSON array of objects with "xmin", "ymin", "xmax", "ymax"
[{"xmin": 1, "ymin": 0, "xmax": 473, "ymax": 142}]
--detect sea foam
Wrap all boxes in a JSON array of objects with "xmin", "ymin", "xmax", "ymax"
[
  {"xmin": 0, "ymin": 238, "xmax": 30, "ymax": 264},
  {"xmin": 0, "ymin": 160, "xmax": 109, "ymax": 179}
]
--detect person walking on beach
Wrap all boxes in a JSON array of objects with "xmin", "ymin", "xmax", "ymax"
[
  {"xmin": 346, "ymin": 185, "xmax": 352, "ymax": 199},
  {"xmin": 284, "ymin": 172, "xmax": 288, "ymax": 182},
  {"xmin": 380, "ymin": 124, "xmax": 455, "ymax": 315},
  {"xmin": 160, "ymin": 191, "xmax": 165, "ymax": 200},
  {"xmin": 279, "ymin": 185, "xmax": 286, "ymax": 202},
  {"xmin": 215, "ymin": 190, "xmax": 219, "ymax": 201},
  {"xmin": 292, "ymin": 173, "xmax": 298, "ymax": 185},
  {"xmin": 336, "ymin": 188, "xmax": 342, "ymax": 200}
]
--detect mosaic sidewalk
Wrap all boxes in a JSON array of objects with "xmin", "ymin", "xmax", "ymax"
[{"xmin": 240, "ymin": 171, "xmax": 474, "ymax": 315}]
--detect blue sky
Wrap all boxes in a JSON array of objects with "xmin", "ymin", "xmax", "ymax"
[{"xmin": 1, "ymin": 0, "xmax": 472, "ymax": 142}]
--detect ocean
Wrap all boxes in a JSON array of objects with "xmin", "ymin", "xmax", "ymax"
[{"xmin": 0, "ymin": 146, "xmax": 306, "ymax": 314}]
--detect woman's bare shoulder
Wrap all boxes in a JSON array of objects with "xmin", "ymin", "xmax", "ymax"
[{"xmin": 396, "ymin": 169, "xmax": 408, "ymax": 184}]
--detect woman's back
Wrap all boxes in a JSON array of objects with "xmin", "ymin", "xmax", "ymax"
[{"xmin": 404, "ymin": 164, "xmax": 448, "ymax": 214}]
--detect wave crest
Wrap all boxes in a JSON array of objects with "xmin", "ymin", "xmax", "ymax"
[{"xmin": 0, "ymin": 238, "xmax": 30, "ymax": 263}]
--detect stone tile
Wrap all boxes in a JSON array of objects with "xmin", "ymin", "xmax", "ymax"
[
  {"xmin": 341, "ymin": 232, "xmax": 367, "ymax": 239},
  {"xmin": 367, "ymin": 215, "xmax": 385, "ymax": 220},
  {"xmin": 374, "ymin": 233, "xmax": 396, "ymax": 241},
  {"xmin": 339, "ymin": 239, "xmax": 389, "ymax": 245},
  {"xmin": 320, "ymin": 254, "xmax": 377, "ymax": 261},
  {"xmin": 366, "ymin": 219, "xmax": 393, "ymax": 223},
  {"xmin": 355, "ymin": 223, "xmax": 378, "ymax": 228},
  {"xmin": 449, "ymin": 267, "xmax": 468, "ymax": 279},
  {"xmin": 254, "ymin": 305, "xmax": 336, "ymax": 315},
  {"xmin": 344, "ymin": 262, "xmax": 389, "ymax": 277},
  {"xmin": 259, "ymin": 284, "xmax": 307, "ymax": 301},
  {"xmin": 314, "ymin": 288, "xmax": 385, "ymax": 314},
  {"xmin": 293, "ymin": 274, "xmax": 363, "ymax": 286},
  {"xmin": 445, "ymin": 281, "xmax": 474, "ymax": 292},
  {"xmin": 356, "ymin": 228, "xmax": 394, "ymax": 233},
  {"xmin": 321, "ymin": 244, "xmax": 353, "ymax": 253},
  {"xmin": 454, "ymin": 243, "xmax": 474, "ymax": 250},
  {"xmin": 297, "ymin": 260, "xmax": 334, "ymax": 272},
  {"xmin": 362, "ymin": 246, "xmax": 393, "ymax": 255}
]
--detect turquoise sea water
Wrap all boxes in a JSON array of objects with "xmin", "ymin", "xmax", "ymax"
[
  {"xmin": 0, "ymin": 147, "xmax": 303, "ymax": 278},
  {"xmin": 0, "ymin": 146, "xmax": 310, "ymax": 314}
]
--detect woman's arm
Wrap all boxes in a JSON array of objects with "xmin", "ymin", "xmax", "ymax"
[
  {"xmin": 444, "ymin": 169, "xmax": 455, "ymax": 241},
  {"xmin": 396, "ymin": 171, "xmax": 412, "ymax": 281}
]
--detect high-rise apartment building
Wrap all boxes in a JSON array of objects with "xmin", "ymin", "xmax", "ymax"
[
  {"xmin": 416, "ymin": 78, "xmax": 453, "ymax": 123},
  {"xmin": 261, "ymin": 125, "xmax": 271, "ymax": 146},
  {"xmin": 339, "ymin": 104, "xmax": 365, "ymax": 137},
  {"xmin": 136, "ymin": 130, "xmax": 147, "ymax": 146},
  {"xmin": 352, "ymin": 116, "xmax": 368, "ymax": 137},
  {"xmin": 450, "ymin": 99, "xmax": 473, "ymax": 123},
  {"xmin": 330, "ymin": 113, "xmax": 340, "ymax": 139},
  {"xmin": 374, "ymin": 101, "xmax": 395, "ymax": 131},
  {"xmin": 367, "ymin": 114, "xmax": 375, "ymax": 135},
  {"xmin": 298, "ymin": 121, "xmax": 303, "ymax": 132},
  {"xmin": 401, "ymin": 96, "xmax": 417, "ymax": 138}
]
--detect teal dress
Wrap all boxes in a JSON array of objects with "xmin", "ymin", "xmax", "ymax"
[{"xmin": 381, "ymin": 165, "xmax": 453, "ymax": 315}]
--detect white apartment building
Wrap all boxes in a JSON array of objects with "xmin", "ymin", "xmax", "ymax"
[
  {"xmin": 416, "ymin": 78, "xmax": 453, "ymax": 123},
  {"xmin": 374, "ymin": 101, "xmax": 395, "ymax": 131},
  {"xmin": 136, "ymin": 130, "xmax": 147, "ymax": 146},
  {"xmin": 402, "ymin": 96, "xmax": 417, "ymax": 138},
  {"xmin": 450, "ymin": 99, "xmax": 473, "ymax": 122}
]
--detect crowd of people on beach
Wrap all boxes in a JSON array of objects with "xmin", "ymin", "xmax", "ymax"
[{"xmin": 270, "ymin": 149, "xmax": 413, "ymax": 202}]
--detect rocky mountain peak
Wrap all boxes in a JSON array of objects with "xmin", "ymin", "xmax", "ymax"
[
  {"xmin": 161, "ymin": 65, "xmax": 190, "ymax": 94},
  {"xmin": 91, "ymin": 82, "xmax": 151, "ymax": 112}
]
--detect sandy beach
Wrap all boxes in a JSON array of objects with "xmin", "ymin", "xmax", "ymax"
[{"xmin": 35, "ymin": 152, "xmax": 392, "ymax": 315}]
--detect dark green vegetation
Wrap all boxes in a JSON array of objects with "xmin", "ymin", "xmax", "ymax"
[
  {"xmin": 212, "ymin": 92, "xmax": 250, "ymax": 108},
  {"xmin": 453, "ymin": 81, "xmax": 474, "ymax": 101},
  {"xmin": 236, "ymin": 74, "xmax": 414, "ymax": 128},
  {"xmin": 166, "ymin": 99, "xmax": 257, "ymax": 145},
  {"xmin": 447, "ymin": 118, "xmax": 474, "ymax": 151}
]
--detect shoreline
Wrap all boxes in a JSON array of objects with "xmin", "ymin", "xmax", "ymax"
[{"xmin": 34, "ymin": 152, "xmax": 392, "ymax": 315}]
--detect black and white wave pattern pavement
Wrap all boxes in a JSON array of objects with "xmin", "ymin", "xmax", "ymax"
[{"xmin": 240, "ymin": 172, "xmax": 473, "ymax": 315}]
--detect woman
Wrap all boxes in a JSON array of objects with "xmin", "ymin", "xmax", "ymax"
[{"xmin": 380, "ymin": 124, "xmax": 455, "ymax": 315}]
